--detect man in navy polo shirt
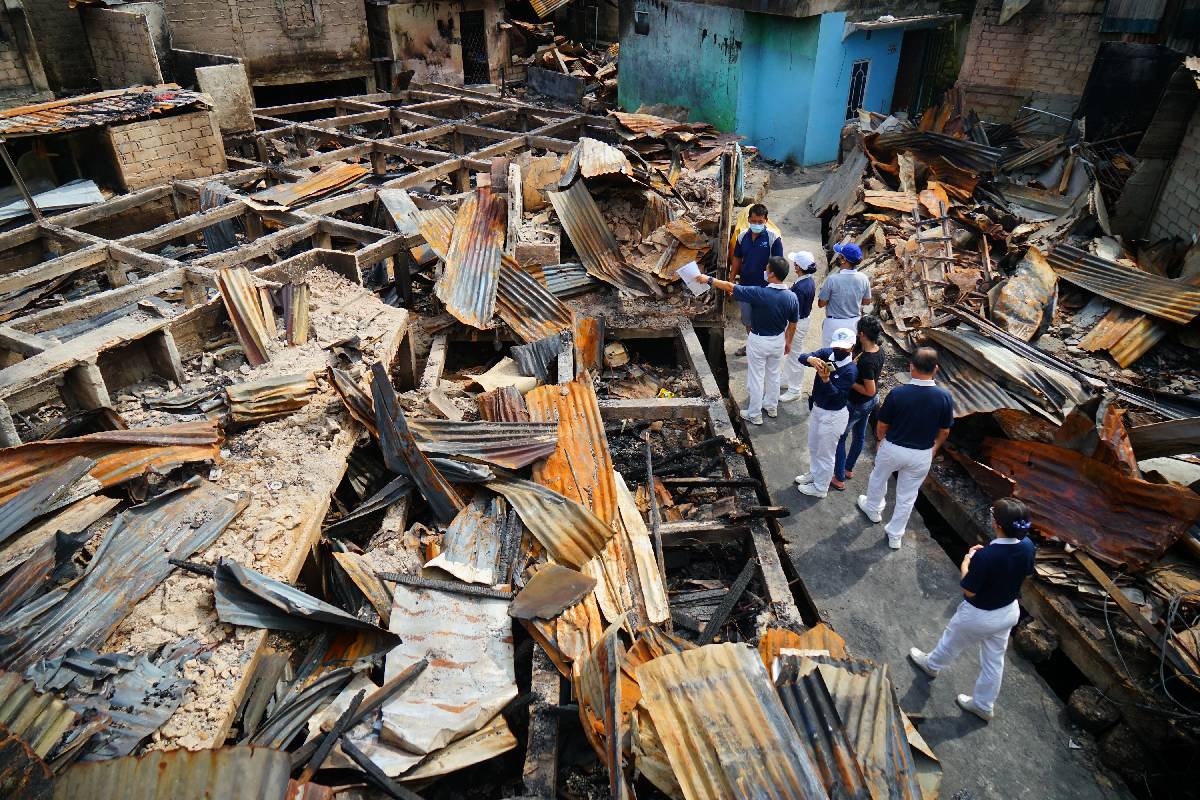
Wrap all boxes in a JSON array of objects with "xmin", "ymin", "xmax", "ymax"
[
  {"xmin": 790, "ymin": 327, "xmax": 858, "ymax": 498},
  {"xmin": 857, "ymin": 347, "xmax": 954, "ymax": 549},
  {"xmin": 695, "ymin": 256, "xmax": 798, "ymax": 425},
  {"xmin": 728, "ymin": 204, "xmax": 783, "ymax": 356}
]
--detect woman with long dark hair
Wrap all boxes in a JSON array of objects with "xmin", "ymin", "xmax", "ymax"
[{"xmin": 908, "ymin": 497, "xmax": 1037, "ymax": 721}]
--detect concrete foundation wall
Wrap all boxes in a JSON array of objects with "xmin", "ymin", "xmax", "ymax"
[
  {"xmin": 163, "ymin": 0, "xmax": 369, "ymax": 85},
  {"xmin": 617, "ymin": 0, "xmax": 745, "ymax": 130},
  {"xmin": 23, "ymin": 0, "xmax": 94, "ymax": 93},
  {"xmin": 84, "ymin": 7, "xmax": 164, "ymax": 90},
  {"xmin": 1148, "ymin": 107, "xmax": 1200, "ymax": 242},
  {"xmin": 108, "ymin": 110, "xmax": 227, "ymax": 191},
  {"xmin": 957, "ymin": 0, "xmax": 1104, "ymax": 123}
]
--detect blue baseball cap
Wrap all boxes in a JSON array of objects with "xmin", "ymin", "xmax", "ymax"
[{"xmin": 833, "ymin": 242, "xmax": 863, "ymax": 264}]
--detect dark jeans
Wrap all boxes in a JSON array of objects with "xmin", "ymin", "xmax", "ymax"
[{"xmin": 835, "ymin": 395, "xmax": 877, "ymax": 482}]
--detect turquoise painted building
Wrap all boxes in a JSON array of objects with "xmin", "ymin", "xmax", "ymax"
[{"xmin": 617, "ymin": 0, "xmax": 960, "ymax": 165}]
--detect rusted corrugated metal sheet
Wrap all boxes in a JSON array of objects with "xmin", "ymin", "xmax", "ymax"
[
  {"xmin": 437, "ymin": 188, "xmax": 506, "ymax": 329},
  {"xmin": 526, "ymin": 377, "xmax": 618, "ymax": 525},
  {"xmin": 937, "ymin": 349, "xmax": 1032, "ymax": 419},
  {"xmin": 497, "ymin": 259, "xmax": 576, "ymax": 344},
  {"xmin": 982, "ymin": 437, "xmax": 1200, "ymax": 569},
  {"xmin": 227, "ymin": 373, "xmax": 318, "ymax": 424},
  {"xmin": 548, "ymin": 181, "xmax": 661, "ymax": 297},
  {"xmin": 873, "ymin": 130, "xmax": 1005, "ymax": 173},
  {"xmin": 530, "ymin": 0, "xmax": 572, "ymax": 18},
  {"xmin": 371, "ymin": 362, "xmax": 464, "ymax": 525},
  {"xmin": 415, "ymin": 205, "xmax": 456, "ymax": 261},
  {"xmin": 0, "ymin": 421, "xmax": 222, "ymax": 505},
  {"xmin": 487, "ymin": 477, "xmax": 613, "ymax": 569},
  {"xmin": 559, "ymin": 138, "xmax": 633, "ymax": 188},
  {"xmin": 52, "ymin": 745, "xmax": 292, "ymax": 800},
  {"xmin": 575, "ymin": 622, "xmax": 631, "ymax": 800},
  {"xmin": 0, "ymin": 478, "xmax": 247, "ymax": 670},
  {"xmin": 218, "ymin": 266, "xmax": 272, "ymax": 367},
  {"xmin": 0, "ymin": 86, "xmax": 208, "ymax": 137},
  {"xmin": 524, "ymin": 262, "xmax": 600, "ymax": 297},
  {"xmin": 0, "ymin": 672, "xmax": 77, "ymax": 758},
  {"xmin": 0, "ymin": 726, "xmax": 52, "ymax": 799},
  {"xmin": 1048, "ymin": 244, "xmax": 1200, "ymax": 324},
  {"xmin": 476, "ymin": 385, "xmax": 531, "ymax": 423},
  {"xmin": 610, "ymin": 112, "xmax": 693, "ymax": 139},
  {"xmin": 634, "ymin": 643, "xmax": 829, "ymax": 800},
  {"xmin": 759, "ymin": 624, "xmax": 848, "ymax": 668},
  {"xmin": 247, "ymin": 163, "xmax": 369, "ymax": 211},
  {"xmin": 282, "ymin": 281, "xmax": 310, "ymax": 346},
  {"xmin": 407, "ymin": 417, "xmax": 558, "ymax": 469},
  {"xmin": 774, "ymin": 663, "xmax": 871, "ymax": 800},
  {"xmin": 425, "ymin": 494, "xmax": 507, "ymax": 585},
  {"xmin": 0, "ymin": 456, "xmax": 94, "ymax": 546},
  {"xmin": 328, "ymin": 367, "xmax": 376, "ymax": 436}
]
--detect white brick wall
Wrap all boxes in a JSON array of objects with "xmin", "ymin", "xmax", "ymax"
[
  {"xmin": 1149, "ymin": 108, "xmax": 1200, "ymax": 242},
  {"xmin": 108, "ymin": 110, "xmax": 227, "ymax": 191}
]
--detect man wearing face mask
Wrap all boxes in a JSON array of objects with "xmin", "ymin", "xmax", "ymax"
[
  {"xmin": 818, "ymin": 242, "xmax": 872, "ymax": 347},
  {"xmin": 790, "ymin": 327, "xmax": 858, "ymax": 498},
  {"xmin": 693, "ymin": 256, "xmax": 798, "ymax": 425},
  {"xmin": 729, "ymin": 204, "xmax": 783, "ymax": 357}
]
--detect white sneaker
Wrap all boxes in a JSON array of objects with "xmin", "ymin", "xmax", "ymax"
[
  {"xmin": 908, "ymin": 648, "xmax": 938, "ymax": 678},
  {"xmin": 856, "ymin": 494, "xmax": 883, "ymax": 524},
  {"xmin": 887, "ymin": 534, "xmax": 903, "ymax": 550},
  {"xmin": 794, "ymin": 473, "xmax": 811, "ymax": 485},
  {"xmin": 956, "ymin": 694, "xmax": 994, "ymax": 722},
  {"xmin": 764, "ymin": 407, "xmax": 778, "ymax": 418},
  {"xmin": 741, "ymin": 409, "xmax": 763, "ymax": 425},
  {"xmin": 796, "ymin": 482, "xmax": 827, "ymax": 498},
  {"xmin": 780, "ymin": 387, "xmax": 804, "ymax": 403}
]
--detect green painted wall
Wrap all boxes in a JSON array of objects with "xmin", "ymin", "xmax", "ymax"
[
  {"xmin": 735, "ymin": 12, "xmax": 820, "ymax": 163},
  {"xmin": 616, "ymin": 0, "xmax": 744, "ymax": 130}
]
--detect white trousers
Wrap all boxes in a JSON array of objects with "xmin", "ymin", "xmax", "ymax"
[
  {"xmin": 782, "ymin": 318, "xmax": 812, "ymax": 389},
  {"xmin": 822, "ymin": 316, "xmax": 859, "ymax": 348},
  {"xmin": 807, "ymin": 405, "xmax": 848, "ymax": 491},
  {"xmin": 745, "ymin": 331, "xmax": 785, "ymax": 417},
  {"xmin": 927, "ymin": 599, "xmax": 1020, "ymax": 712},
  {"xmin": 864, "ymin": 439, "xmax": 933, "ymax": 538}
]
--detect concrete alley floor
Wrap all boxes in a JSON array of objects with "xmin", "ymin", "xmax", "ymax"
[{"xmin": 723, "ymin": 166, "xmax": 1130, "ymax": 800}]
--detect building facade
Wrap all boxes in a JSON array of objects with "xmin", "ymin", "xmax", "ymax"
[{"xmin": 617, "ymin": 0, "xmax": 960, "ymax": 165}]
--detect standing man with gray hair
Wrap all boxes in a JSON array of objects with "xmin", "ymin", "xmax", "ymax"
[{"xmin": 858, "ymin": 347, "xmax": 954, "ymax": 549}]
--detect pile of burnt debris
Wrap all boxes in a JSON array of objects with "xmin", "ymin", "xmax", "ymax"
[
  {"xmin": 813, "ymin": 87, "xmax": 1200, "ymax": 783},
  {"xmin": 509, "ymin": 20, "xmax": 619, "ymax": 113},
  {"xmin": 0, "ymin": 84, "xmax": 938, "ymax": 799}
]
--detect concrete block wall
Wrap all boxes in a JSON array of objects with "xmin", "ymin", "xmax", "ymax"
[
  {"xmin": 107, "ymin": 110, "xmax": 227, "ymax": 191},
  {"xmin": 958, "ymin": 0, "xmax": 1104, "ymax": 123},
  {"xmin": 1149, "ymin": 107, "xmax": 1200, "ymax": 242},
  {"xmin": 84, "ymin": 7, "xmax": 164, "ymax": 90},
  {"xmin": 23, "ymin": 0, "xmax": 94, "ymax": 93}
]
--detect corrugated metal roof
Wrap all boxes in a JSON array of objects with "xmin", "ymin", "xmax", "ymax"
[
  {"xmin": 548, "ymin": 182, "xmax": 661, "ymax": 297},
  {"xmin": 511, "ymin": 332, "xmax": 564, "ymax": 383},
  {"xmin": 52, "ymin": 744, "xmax": 292, "ymax": 800},
  {"xmin": 497, "ymin": 260, "xmax": 576, "ymax": 344},
  {"xmin": 406, "ymin": 417, "xmax": 558, "ymax": 469},
  {"xmin": 0, "ymin": 478, "xmax": 247, "ymax": 671},
  {"xmin": 437, "ymin": 188, "xmax": 506, "ymax": 329},
  {"xmin": 610, "ymin": 111, "xmax": 696, "ymax": 139},
  {"xmin": 217, "ymin": 266, "xmax": 272, "ymax": 367},
  {"xmin": 634, "ymin": 642, "xmax": 830, "ymax": 800},
  {"xmin": 530, "ymin": 0, "xmax": 573, "ymax": 18},
  {"xmin": 574, "ymin": 621, "xmax": 630, "ymax": 799},
  {"xmin": 476, "ymin": 385, "xmax": 532, "ymax": 423},
  {"xmin": 1048, "ymin": 244, "xmax": 1200, "ymax": 324},
  {"xmin": 487, "ymin": 477, "xmax": 613, "ymax": 569},
  {"xmin": 426, "ymin": 494, "xmax": 509, "ymax": 585},
  {"xmin": 758, "ymin": 624, "xmax": 848, "ymax": 667},
  {"xmin": 0, "ymin": 86, "xmax": 209, "ymax": 137},
  {"xmin": 0, "ymin": 421, "xmax": 223, "ymax": 506},
  {"xmin": 328, "ymin": 366, "xmax": 376, "ymax": 436},
  {"xmin": 226, "ymin": 373, "xmax": 318, "ymax": 424},
  {"xmin": 982, "ymin": 436, "xmax": 1200, "ymax": 569},
  {"xmin": 773, "ymin": 664, "xmax": 871, "ymax": 799},
  {"xmin": 0, "ymin": 672, "xmax": 77, "ymax": 759},
  {"xmin": 0, "ymin": 456, "xmax": 94, "ymax": 547},
  {"xmin": 525, "ymin": 377, "xmax": 618, "ymax": 526},
  {"xmin": 523, "ymin": 262, "xmax": 600, "ymax": 297},
  {"xmin": 936, "ymin": 349, "xmax": 1033, "ymax": 418},
  {"xmin": 247, "ymin": 163, "xmax": 369, "ymax": 211},
  {"xmin": 415, "ymin": 205, "xmax": 456, "ymax": 261},
  {"xmin": 559, "ymin": 138, "xmax": 633, "ymax": 188},
  {"xmin": 873, "ymin": 130, "xmax": 1005, "ymax": 174}
]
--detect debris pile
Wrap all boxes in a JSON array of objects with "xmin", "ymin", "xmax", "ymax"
[
  {"xmin": 510, "ymin": 20, "xmax": 619, "ymax": 112},
  {"xmin": 814, "ymin": 87, "xmax": 1200, "ymax": 753}
]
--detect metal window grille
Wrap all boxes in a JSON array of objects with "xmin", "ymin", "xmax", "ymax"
[{"xmin": 845, "ymin": 59, "xmax": 870, "ymax": 120}]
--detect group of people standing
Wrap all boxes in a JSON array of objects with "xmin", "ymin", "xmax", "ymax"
[{"xmin": 692, "ymin": 203, "xmax": 1036, "ymax": 721}]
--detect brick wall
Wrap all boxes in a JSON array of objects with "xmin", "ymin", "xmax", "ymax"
[
  {"xmin": 83, "ymin": 8, "xmax": 164, "ymax": 89},
  {"xmin": 0, "ymin": 14, "xmax": 36, "ymax": 98},
  {"xmin": 163, "ymin": 0, "xmax": 369, "ymax": 85},
  {"xmin": 1148, "ymin": 107, "xmax": 1200, "ymax": 242},
  {"xmin": 958, "ymin": 0, "xmax": 1104, "ymax": 123},
  {"xmin": 23, "ymin": 0, "xmax": 94, "ymax": 93},
  {"xmin": 107, "ymin": 110, "xmax": 227, "ymax": 191}
]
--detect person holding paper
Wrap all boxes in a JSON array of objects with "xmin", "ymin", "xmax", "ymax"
[{"xmin": 694, "ymin": 256, "xmax": 798, "ymax": 425}]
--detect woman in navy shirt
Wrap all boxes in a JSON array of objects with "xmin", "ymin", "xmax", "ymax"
[{"xmin": 908, "ymin": 498, "xmax": 1037, "ymax": 721}]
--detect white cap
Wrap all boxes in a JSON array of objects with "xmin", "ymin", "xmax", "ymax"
[
  {"xmin": 830, "ymin": 327, "xmax": 856, "ymax": 349},
  {"xmin": 788, "ymin": 250, "xmax": 816, "ymax": 270}
]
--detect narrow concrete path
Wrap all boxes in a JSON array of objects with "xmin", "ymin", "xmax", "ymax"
[{"xmin": 724, "ymin": 169, "xmax": 1130, "ymax": 800}]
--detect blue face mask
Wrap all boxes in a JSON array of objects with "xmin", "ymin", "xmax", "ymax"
[{"xmin": 748, "ymin": 223, "xmax": 766, "ymax": 234}]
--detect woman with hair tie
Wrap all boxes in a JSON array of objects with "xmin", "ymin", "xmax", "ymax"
[{"xmin": 908, "ymin": 497, "xmax": 1037, "ymax": 721}]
